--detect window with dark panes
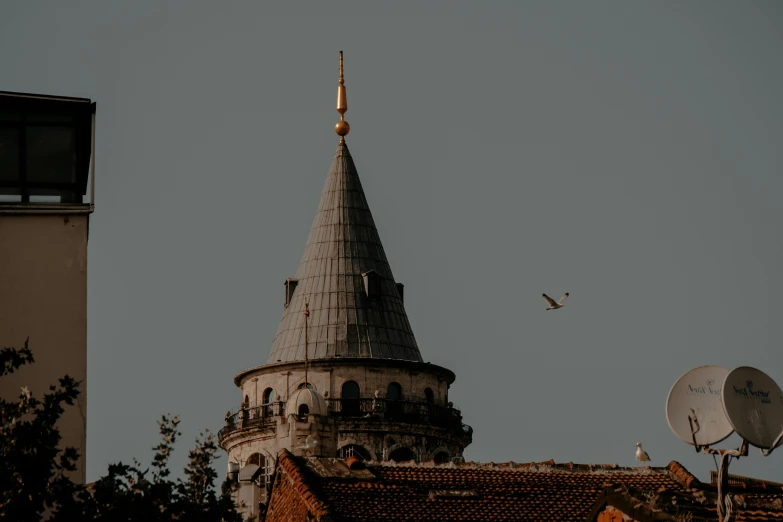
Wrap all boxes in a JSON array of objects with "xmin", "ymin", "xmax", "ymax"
[
  {"xmin": 26, "ymin": 126, "xmax": 76, "ymax": 183},
  {"xmin": 262, "ymin": 388, "xmax": 276, "ymax": 417},
  {"xmin": 0, "ymin": 91, "xmax": 94, "ymax": 204},
  {"xmin": 386, "ymin": 382, "xmax": 402, "ymax": 401},
  {"xmin": 386, "ymin": 382, "xmax": 403, "ymax": 418},
  {"xmin": 341, "ymin": 380, "xmax": 360, "ymax": 415},
  {"xmin": 0, "ymin": 127, "xmax": 20, "ymax": 182}
]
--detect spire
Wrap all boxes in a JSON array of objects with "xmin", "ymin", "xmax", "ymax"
[
  {"xmin": 267, "ymin": 141, "xmax": 423, "ymax": 364},
  {"xmin": 266, "ymin": 53, "xmax": 421, "ymax": 364},
  {"xmin": 335, "ymin": 51, "xmax": 350, "ymax": 142}
]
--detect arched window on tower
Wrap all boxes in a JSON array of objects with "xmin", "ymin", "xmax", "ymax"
[
  {"xmin": 338, "ymin": 444, "xmax": 371, "ymax": 461},
  {"xmin": 386, "ymin": 382, "xmax": 402, "ymax": 401},
  {"xmin": 388, "ymin": 447, "xmax": 416, "ymax": 463},
  {"xmin": 259, "ymin": 454, "xmax": 274, "ymax": 505},
  {"xmin": 262, "ymin": 388, "xmax": 276, "ymax": 417},
  {"xmin": 386, "ymin": 382, "xmax": 402, "ymax": 418},
  {"xmin": 341, "ymin": 381, "xmax": 360, "ymax": 416},
  {"xmin": 434, "ymin": 451, "xmax": 450, "ymax": 464},
  {"xmin": 241, "ymin": 453, "xmax": 275, "ymax": 514},
  {"xmin": 242, "ymin": 395, "xmax": 250, "ymax": 425},
  {"xmin": 424, "ymin": 387, "xmax": 435, "ymax": 420}
]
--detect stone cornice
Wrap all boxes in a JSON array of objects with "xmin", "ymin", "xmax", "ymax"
[{"xmin": 234, "ymin": 357, "xmax": 456, "ymax": 387}]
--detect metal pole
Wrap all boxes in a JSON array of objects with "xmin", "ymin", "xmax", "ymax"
[{"xmin": 304, "ymin": 302, "xmax": 309, "ymax": 386}]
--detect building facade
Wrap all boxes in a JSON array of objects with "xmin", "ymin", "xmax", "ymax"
[
  {"xmin": 0, "ymin": 90, "xmax": 96, "ymax": 484},
  {"xmin": 218, "ymin": 54, "xmax": 472, "ymax": 519}
]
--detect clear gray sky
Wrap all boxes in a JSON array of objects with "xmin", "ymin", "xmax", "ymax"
[{"xmin": 3, "ymin": 1, "xmax": 782, "ymax": 483}]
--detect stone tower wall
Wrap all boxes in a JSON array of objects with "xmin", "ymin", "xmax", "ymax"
[
  {"xmin": 223, "ymin": 361, "xmax": 469, "ymax": 470},
  {"xmin": 239, "ymin": 365, "xmax": 450, "ymax": 408}
]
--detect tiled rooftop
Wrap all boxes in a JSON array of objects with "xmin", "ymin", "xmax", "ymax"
[
  {"xmin": 264, "ymin": 450, "xmax": 783, "ymax": 522},
  {"xmin": 267, "ymin": 141, "xmax": 422, "ymax": 364}
]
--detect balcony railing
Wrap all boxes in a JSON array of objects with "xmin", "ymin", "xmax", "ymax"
[
  {"xmin": 326, "ymin": 398, "xmax": 467, "ymax": 430},
  {"xmin": 218, "ymin": 402, "xmax": 284, "ymax": 440},
  {"xmin": 218, "ymin": 398, "xmax": 473, "ymax": 442}
]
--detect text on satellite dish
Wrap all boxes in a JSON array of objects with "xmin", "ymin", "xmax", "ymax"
[
  {"xmin": 731, "ymin": 380, "xmax": 771, "ymax": 404},
  {"xmin": 688, "ymin": 383, "xmax": 721, "ymax": 396}
]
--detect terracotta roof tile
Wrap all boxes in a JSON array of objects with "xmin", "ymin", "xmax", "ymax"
[
  {"xmin": 265, "ymin": 451, "xmax": 783, "ymax": 521},
  {"xmin": 268, "ymin": 449, "xmax": 332, "ymax": 520}
]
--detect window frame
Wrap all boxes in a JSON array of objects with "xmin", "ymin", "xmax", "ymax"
[{"xmin": 0, "ymin": 93, "xmax": 94, "ymax": 203}]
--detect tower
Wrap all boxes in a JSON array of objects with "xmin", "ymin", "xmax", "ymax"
[
  {"xmin": 0, "ymin": 90, "xmax": 96, "ymax": 484},
  {"xmin": 219, "ymin": 54, "xmax": 472, "ymax": 519}
]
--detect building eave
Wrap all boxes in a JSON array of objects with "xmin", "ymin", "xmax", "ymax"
[{"xmin": 233, "ymin": 357, "xmax": 456, "ymax": 387}]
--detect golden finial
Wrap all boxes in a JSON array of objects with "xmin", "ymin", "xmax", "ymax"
[{"xmin": 335, "ymin": 50, "xmax": 350, "ymax": 141}]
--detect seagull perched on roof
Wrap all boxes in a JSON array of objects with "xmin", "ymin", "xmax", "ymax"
[
  {"xmin": 542, "ymin": 293, "xmax": 569, "ymax": 310},
  {"xmin": 635, "ymin": 442, "xmax": 651, "ymax": 464}
]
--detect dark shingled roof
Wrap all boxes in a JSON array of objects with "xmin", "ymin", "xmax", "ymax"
[
  {"xmin": 267, "ymin": 141, "xmax": 423, "ymax": 364},
  {"xmin": 264, "ymin": 450, "xmax": 783, "ymax": 522}
]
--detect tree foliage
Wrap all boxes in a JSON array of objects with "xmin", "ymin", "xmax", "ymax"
[{"xmin": 0, "ymin": 340, "xmax": 242, "ymax": 522}]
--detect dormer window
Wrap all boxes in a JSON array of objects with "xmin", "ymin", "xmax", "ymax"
[
  {"xmin": 396, "ymin": 283, "xmax": 404, "ymax": 302},
  {"xmin": 362, "ymin": 270, "xmax": 380, "ymax": 300},
  {"xmin": 285, "ymin": 278, "xmax": 299, "ymax": 307}
]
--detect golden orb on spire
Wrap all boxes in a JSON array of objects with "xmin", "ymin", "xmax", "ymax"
[
  {"xmin": 335, "ymin": 120, "xmax": 350, "ymax": 137},
  {"xmin": 335, "ymin": 51, "xmax": 350, "ymax": 140}
]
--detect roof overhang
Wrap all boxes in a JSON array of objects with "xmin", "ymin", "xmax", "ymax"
[{"xmin": 233, "ymin": 357, "xmax": 456, "ymax": 387}]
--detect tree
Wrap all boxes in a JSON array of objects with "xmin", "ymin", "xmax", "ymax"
[{"xmin": 0, "ymin": 340, "xmax": 242, "ymax": 522}]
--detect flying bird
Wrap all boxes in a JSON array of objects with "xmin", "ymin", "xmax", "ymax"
[
  {"xmin": 635, "ymin": 442, "xmax": 651, "ymax": 463},
  {"xmin": 542, "ymin": 293, "xmax": 569, "ymax": 310},
  {"xmin": 296, "ymin": 433, "xmax": 320, "ymax": 454}
]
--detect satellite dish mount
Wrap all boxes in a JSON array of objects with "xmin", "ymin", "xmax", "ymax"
[
  {"xmin": 687, "ymin": 408, "xmax": 701, "ymax": 452},
  {"xmin": 666, "ymin": 365, "xmax": 783, "ymax": 522},
  {"xmin": 759, "ymin": 430, "xmax": 783, "ymax": 457}
]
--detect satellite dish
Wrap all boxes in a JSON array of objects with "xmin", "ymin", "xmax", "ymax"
[
  {"xmin": 722, "ymin": 366, "xmax": 783, "ymax": 450},
  {"xmin": 666, "ymin": 365, "xmax": 734, "ymax": 446}
]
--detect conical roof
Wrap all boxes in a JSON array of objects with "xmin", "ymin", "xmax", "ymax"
[{"xmin": 267, "ymin": 141, "xmax": 423, "ymax": 364}]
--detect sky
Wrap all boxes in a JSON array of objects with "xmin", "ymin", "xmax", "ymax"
[{"xmin": 2, "ymin": 1, "xmax": 782, "ymax": 484}]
